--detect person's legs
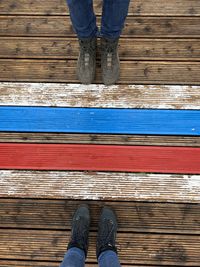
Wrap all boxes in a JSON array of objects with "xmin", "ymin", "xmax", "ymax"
[
  {"xmin": 98, "ymin": 250, "xmax": 121, "ymax": 267},
  {"xmin": 100, "ymin": 0, "xmax": 130, "ymax": 85},
  {"xmin": 60, "ymin": 247, "xmax": 85, "ymax": 267},
  {"xmin": 60, "ymin": 204, "xmax": 90, "ymax": 267},
  {"xmin": 96, "ymin": 207, "xmax": 121, "ymax": 267},
  {"xmin": 101, "ymin": 0, "xmax": 130, "ymax": 38},
  {"xmin": 66, "ymin": 0, "xmax": 98, "ymax": 38},
  {"xmin": 66, "ymin": 0, "xmax": 97, "ymax": 84}
]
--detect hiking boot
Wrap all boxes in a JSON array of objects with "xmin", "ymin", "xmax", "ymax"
[
  {"xmin": 67, "ymin": 204, "xmax": 90, "ymax": 257},
  {"xmin": 101, "ymin": 37, "xmax": 120, "ymax": 85},
  {"xmin": 77, "ymin": 37, "xmax": 97, "ymax": 84},
  {"xmin": 96, "ymin": 207, "xmax": 118, "ymax": 259}
]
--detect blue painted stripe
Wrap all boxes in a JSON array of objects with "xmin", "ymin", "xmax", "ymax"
[{"xmin": 0, "ymin": 106, "xmax": 200, "ymax": 135}]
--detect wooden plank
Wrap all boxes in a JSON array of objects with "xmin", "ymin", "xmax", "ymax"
[
  {"xmin": 1, "ymin": 0, "xmax": 200, "ymax": 16},
  {"xmin": 1, "ymin": 143, "xmax": 200, "ymax": 174},
  {"xmin": 1, "ymin": 83, "xmax": 200, "ymax": 109},
  {"xmin": 1, "ymin": 60, "xmax": 200, "ymax": 85},
  {"xmin": 2, "ymin": 38, "xmax": 200, "ymax": 60},
  {"xmin": 0, "ymin": 199, "xmax": 199, "ymax": 234},
  {"xmin": 0, "ymin": 261, "xmax": 132, "ymax": 267},
  {"xmin": 0, "ymin": 261, "xmax": 60, "ymax": 267},
  {"xmin": 0, "ymin": 229, "xmax": 199, "ymax": 265},
  {"xmin": 0, "ymin": 262, "xmax": 138, "ymax": 267},
  {"xmin": 0, "ymin": 262, "xmax": 189, "ymax": 267},
  {"xmin": 1, "ymin": 107, "xmax": 200, "ymax": 135},
  {"xmin": 1, "ymin": 16, "xmax": 200, "ymax": 37},
  {"xmin": 1, "ymin": 132, "xmax": 200, "ymax": 147},
  {"xmin": 1, "ymin": 144, "xmax": 200, "ymax": 174},
  {"xmin": 0, "ymin": 171, "xmax": 199, "ymax": 203}
]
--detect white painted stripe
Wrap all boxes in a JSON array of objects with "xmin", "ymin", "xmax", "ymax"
[
  {"xmin": 0, "ymin": 82, "xmax": 200, "ymax": 109},
  {"xmin": 0, "ymin": 170, "xmax": 199, "ymax": 203}
]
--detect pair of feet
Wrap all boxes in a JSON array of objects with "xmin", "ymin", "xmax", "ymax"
[
  {"xmin": 77, "ymin": 37, "xmax": 120, "ymax": 85},
  {"xmin": 67, "ymin": 205, "xmax": 118, "ymax": 259}
]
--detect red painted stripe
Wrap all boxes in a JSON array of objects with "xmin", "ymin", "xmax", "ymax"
[{"xmin": 0, "ymin": 143, "xmax": 200, "ymax": 174}]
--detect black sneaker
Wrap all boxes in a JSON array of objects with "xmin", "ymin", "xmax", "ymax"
[
  {"xmin": 101, "ymin": 37, "xmax": 120, "ymax": 85},
  {"xmin": 67, "ymin": 204, "xmax": 90, "ymax": 257},
  {"xmin": 77, "ymin": 37, "xmax": 97, "ymax": 84},
  {"xmin": 96, "ymin": 207, "xmax": 118, "ymax": 259}
]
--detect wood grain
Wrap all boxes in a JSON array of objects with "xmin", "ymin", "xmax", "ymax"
[
  {"xmin": 0, "ymin": 229, "xmax": 199, "ymax": 265},
  {"xmin": 0, "ymin": 170, "xmax": 199, "ymax": 203},
  {"xmin": 1, "ymin": 132, "xmax": 200, "ymax": 147},
  {"xmin": 2, "ymin": 37, "xmax": 200, "ymax": 60},
  {"xmin": 0, "ymin": 262, "xmax": 190, "ymax": 267},
  {"xmin": 1, "ymin": 83, "xmax": 200, "ymax": 109},
  {"xmin": 0, "ymin": 199, "xmax": 199, "ymax": 234},
  {"xmin": 0, "ymin": 261, "xmax": 61, "ymax": 267},
  {"xmin": 0, "ymin": 262, "xmax": 144, "ymax": 267},
  {"xmin": 1, "ymin": 60, "xmax": 200, "ymax": 84},
  {"xmin": 1, "ymin": 17, "xmax": 200, "ymax": 37},
  {"xmin": 1, "ymin": 0, "xmax": 200, "ymax": 16},
  {"xmin": 0, "ymin": 261, "xmax": 131, "ymax": 267}
]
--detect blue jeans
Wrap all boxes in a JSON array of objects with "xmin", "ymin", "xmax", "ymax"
[
  {"xmin": 66, "ymin": 0, "xmax": 130, "ymax": 38},
  {"xmin": 60, "ymin": 247, "xmax": 121, "ymax": 267}
]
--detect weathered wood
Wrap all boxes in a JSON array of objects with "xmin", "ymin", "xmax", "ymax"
[
  {"xmin": 1, "ymin": 60, "xmax": 200, "ymax": 84},
  {"xmin": 1, "ymin": 83, "xmax": 200, "ymax": 109},
  {"xmin": 0, "ymin": 262, "xmax": 140, "ymax": 267},
  {"xmin": 0, "ymin": 262, "xmax": 190, "ymax": 267},
  {"xmin": 0, "ymin": 199, "xmax": 199, "ymax": 234},
  {"xmin": 1, "ymin": 37, "xmax": 200, "ymax": 60},
  {"xmin": 0, "ymin": 171, "xmax": 199, "ymax": 203},
  {"xmin": 0, "ymin": 261, "xmax": 60, "ymax": 267},
  {"xmin": 1, "ymin": 132, "xmax": 200, "ymax": 147},
  {"xmin": 1, "ymin": 0, "xmax": 200, "ymax": 16},
  {"xmin": 0, "ymin": 229, "xmax": 199, "ymax": 265},
  {"xmin": 1, "ymin": 17, "xmax": 200, "ymax": 37}
]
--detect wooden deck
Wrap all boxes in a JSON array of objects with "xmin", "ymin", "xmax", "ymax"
[{"xmin": 0, "ymin": 1, "xmax": 200, "ymax": 266}]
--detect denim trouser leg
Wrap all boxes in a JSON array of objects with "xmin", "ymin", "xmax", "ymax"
[
  {"xmin": 98, "ymin": 250, "xmax": 121, "ymax": 267},
  {"xmin": 66, "ymin": 0, "xmax": 98, "ymax": 38},
  {"xmin": 66, "ymin": 0, "xmax": 130, "ymax": 38},
  {"xmin": 101, "ymin": 0, "xmax": 130, "ymax": 38},
  {"xmin": 60, "ymin": 247, "xmax": 85, "ymax": 267}
]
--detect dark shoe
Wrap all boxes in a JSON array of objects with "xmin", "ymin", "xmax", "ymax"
[
  {"xmin": 67, "ymin": 204, "xmax": 90, "ymax": 257},
  {"xmin": 101, "ymin": 37, "xmax": 120, "ymax": 85},
  {"xmin": 77, "ymin": 37, "xmax": 97, "ymax": 84},
  {"xmin": 96, "ymin": 207, "xmax": 118, "ymax": 259}
]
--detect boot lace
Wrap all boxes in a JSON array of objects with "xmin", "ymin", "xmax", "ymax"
[
  {"xmin": 71, "ymin": 216, "xmax": 88, "ymax": 246},
  {"xmin": 103, "ymin": 39, "xmax": 118, "ymax": 69},
  {"xmin": 99, "ymin": 218, "xmax": 115, "ymax": 248},
  {"xmin": 80, "ymin": 39, "xmax": 95, "ymax": 67}
]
